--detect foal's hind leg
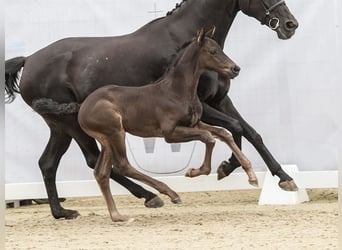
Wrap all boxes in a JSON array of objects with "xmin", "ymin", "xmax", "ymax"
[
  {"xmin": 69, "ymin": 120, "xmax": 164, "ymax": 208},
  {"xmin": 196, "ymin": 122, "xmax": 258, "ymax": 187},
  {"xmin": 93, "ymin": 144, "xmax": 132, "ymax": 222}
]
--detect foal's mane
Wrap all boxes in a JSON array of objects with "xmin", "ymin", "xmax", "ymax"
[
  {"xmin": 169, "ymin": 40, "xmax": 194, "ymax": 68},
  {"xmin": 154, "ymin": 38, "xmax": 196, "ymax": 84}
]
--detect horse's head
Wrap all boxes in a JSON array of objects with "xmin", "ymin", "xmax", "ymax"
[
  {"xmin": 196, "ymin": 28, "xmax": 240, "ymax": 79},
  {"xmin": 238, "ymin": 0, "xmax": 298, "ymax": 39}
]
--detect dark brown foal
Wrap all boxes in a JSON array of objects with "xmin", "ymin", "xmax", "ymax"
[{"xmin": 78, "ymin": 29, "xmax": 257, "ymax": 222}]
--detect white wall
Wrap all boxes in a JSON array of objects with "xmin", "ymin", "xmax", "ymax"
[{"xmin": 5, "ymin": 1, "xmax": 341, "ymax": 188}]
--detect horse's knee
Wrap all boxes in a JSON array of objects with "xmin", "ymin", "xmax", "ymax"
[
  {"xmin": 38, "ymin": 157, "xmax": 47, "ymax": 171},
  {"xmin": 85, "ymin": 154, "xmax": 99, "ymax": 169},
  {"xmin": 38, "ymin": 156, "xmax": 57, "ymax": 178},
  {"xmin": 112, "ymin": 162, "xmax": 129, "ymax": 176},
  {"xmin": 252, "ymin": 133, "xmax": 263, "ymax": 145},
  {"xmin": 216, "ymin": 127, "xmax": 233, "ymax": 140},
  {"xmin": 38, "ymin": 131, "xmax": 71, "ymax": 177},
  {"xmin": 228, "ymin": 120, "xmax": 243, "ymax": 135},
  {"xmin": 202, "ymin": 131, "xmax": 215, "ymax": 145},
  {"xmin": 93, "ymin": 169, "xmax": 109, "ymax": 185},
  {"xmin": 38, "ymin": 159, "xmax": 50, "ymax": 177}
]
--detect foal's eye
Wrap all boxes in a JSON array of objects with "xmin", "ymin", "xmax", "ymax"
[{"xmin": 209, "ymin": 50, "xmax": 217, "ymax": 55}]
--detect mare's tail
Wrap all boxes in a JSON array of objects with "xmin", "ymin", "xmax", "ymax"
[
  {"xmin": 5, "ymin": 56, "xmax": 26, "ymax": 103},
  {"xmin": 5, "ymin": 57, "xmax": 79, "ymax": 115},
  {"xmin": 32, "ymin": 98, "xmax": 80, "ymax": 115}
]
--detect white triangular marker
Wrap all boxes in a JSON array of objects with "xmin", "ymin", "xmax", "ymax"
[{"xmin": 258, "ymin": 165, "xmax": 309, "ymax": 205}]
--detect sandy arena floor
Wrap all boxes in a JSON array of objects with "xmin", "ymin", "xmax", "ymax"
[{"xmin": 5, "ymin": 188, "xmax": 338, "ymax": 250}]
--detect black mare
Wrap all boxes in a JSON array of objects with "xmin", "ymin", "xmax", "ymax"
[{"xmin": 5, "ymin": 0, "xmax": 298, "ymax": 219}]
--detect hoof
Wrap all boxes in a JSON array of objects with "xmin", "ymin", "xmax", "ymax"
[
  {"xmin": 111, "ymin": 215, "xmax": 134, "ymax": 223},
  {"xmin": 65, "ymin": 210, "xmax": 80, "ymax": 220},
  {"xmin": 185, "ymin": 168, "xmax": 195, "ymax": 178},
  {"xmin": 217, "ymin": 161, "xmax": 230, "ymax": 180},
  {"xmin": 144, "ymin": 196, "xmax": 164, "ymax": 208},
  {"xmin": 171, "ymin": 197, "xmax": 182, "ymax": 204},
  {"xmin": 279, "ymin": 180, "xmax": 298, "ymax": 191},
  {"xmin": 248, "ymin": 179, "xmax": 259, "ymax": 187},
  {"xmin": 54, "ymin": 209, "xmax": 80, "ymax": 220}
]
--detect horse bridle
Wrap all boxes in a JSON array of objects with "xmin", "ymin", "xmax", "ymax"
[{"xmin": 261, "ymin": 0, "xmax": 285, "ymax": 30}]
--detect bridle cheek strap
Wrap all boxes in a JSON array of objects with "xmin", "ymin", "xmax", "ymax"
[
  {"xmin": 261, "ymin": 0, "xmax": 285, "ymax": 30},
  {"xmin": 265, "ymin": 0, "xmax": 285, "ymax": 14}
]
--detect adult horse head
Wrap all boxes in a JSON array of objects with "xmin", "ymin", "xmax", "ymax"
[
  {"xmin": 238, "ymin": 0, "xmax": 298, "ymax": 39},
  {"xmin": 5, "ymin": 0, "xmax": 299, "ymax": 220}
]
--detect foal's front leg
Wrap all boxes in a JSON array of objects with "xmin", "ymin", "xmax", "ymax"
[
  {"xmin": 164, "ymin": 126, "xmax": 216, "ymax": 177},
  {"xmin": 196, "ymin": 122, "xmax": 258, "ymax": 186}
]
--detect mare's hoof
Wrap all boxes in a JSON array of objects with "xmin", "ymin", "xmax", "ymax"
[
  {"xmin": 171, "ymin": 197, "xmax": 182, "ymax": 204},
  {"xmin": 248, "ymin": 179, "xmax": 259, "ymax": 187},
  {"xmin": 144, "ymin": 196, "xmax": 164, "ymax": 208},
  {"xmin": 65, "ymin": 210, "xmax": 80, "ymax": 220},
  {"xmin": 54, "ymin": 209, "xmax": 80, "ymax": 220},
  {"xmin": 279, "ymin": 180, "xmax": 298, "ymax": 191},
  {"xmin": 217, "ymin": 161, "xmax": 230, "ymax": 180}
]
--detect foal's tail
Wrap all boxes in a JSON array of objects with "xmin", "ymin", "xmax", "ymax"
[
  {"xmin": 5, "ymin": 56, "xmax": 26, "ymax": 103},
  {"xmin": 32, "ymin": 98, "xmax": 80, "ymax": 115}
]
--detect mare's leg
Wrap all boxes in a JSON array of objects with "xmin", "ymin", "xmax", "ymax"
[
  {"xmin": 93, "ymin": 143, "xmax": 131, "ymax": 222},
  {"xmin": 68, "ymin": 117, "xmax": 163, "ymax": 208},
  {"xmin": 163, "ymin": 126, "xmax": 216, "ymax": 177},
  {"xmin": 196, "ymin": 122, "xmax": 258, "ymax": 186},
  {"xmin": 214, "ymin": 96, "xmax": 297, "ymax": 191},
  {"xmin": 39, "ymin": 117, "xmax": 79, "ymax": 219},
  {"xmin": 201, "ymin": 102, "xmax": 243, "ymax": 179}
]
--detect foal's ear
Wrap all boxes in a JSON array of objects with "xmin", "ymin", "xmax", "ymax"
[
  {"xmin": 196, "ymin": 28, "xmax": 205, "ymax": 46},
  {"xmin": 205, "ymin": 26, "xmax": 216, "ymax": 38}
]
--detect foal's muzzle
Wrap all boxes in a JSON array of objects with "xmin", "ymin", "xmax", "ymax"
[
  {"xmin": 232, "ymin": 65, "xmax": 241, "ymax": 77},
  {"xmin": 225, "ymin": 65, "xmax": 240, "ymax": 79}
]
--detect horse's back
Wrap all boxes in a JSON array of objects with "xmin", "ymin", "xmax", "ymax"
[
  {"xmin": 20, "ymin": 26, "xmax": 175, "ymax": 105},
  {"xmin": 19, "ymin": 36, "xmax": 115, "ymax": 103}
]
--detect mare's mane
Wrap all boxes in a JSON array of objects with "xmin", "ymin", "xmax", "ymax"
[
  {"xmin": 145, "ymin": 0, "xmax": 189, "ymax": 26},
  {"xmin": 166, "ymin": 0, "xmax": 188, "ymax": 16}
]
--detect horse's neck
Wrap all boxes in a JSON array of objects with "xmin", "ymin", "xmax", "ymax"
[
  {"xmin": 168, "ymin": 0, "xmax": 239, "ymax": 46},
  {"xmin": 165, "ymin": 45, "xmax": 203, "ymax": 100}
]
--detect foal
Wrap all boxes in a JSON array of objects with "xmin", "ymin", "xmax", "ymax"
[{"xmin": 78, "ymin": 30, "xmax": 257, "ymax": 222}]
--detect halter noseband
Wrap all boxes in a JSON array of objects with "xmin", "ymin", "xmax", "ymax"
[{"xmin": 261, "ymin": 0, "xmax": 285, "ymax": 30}]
